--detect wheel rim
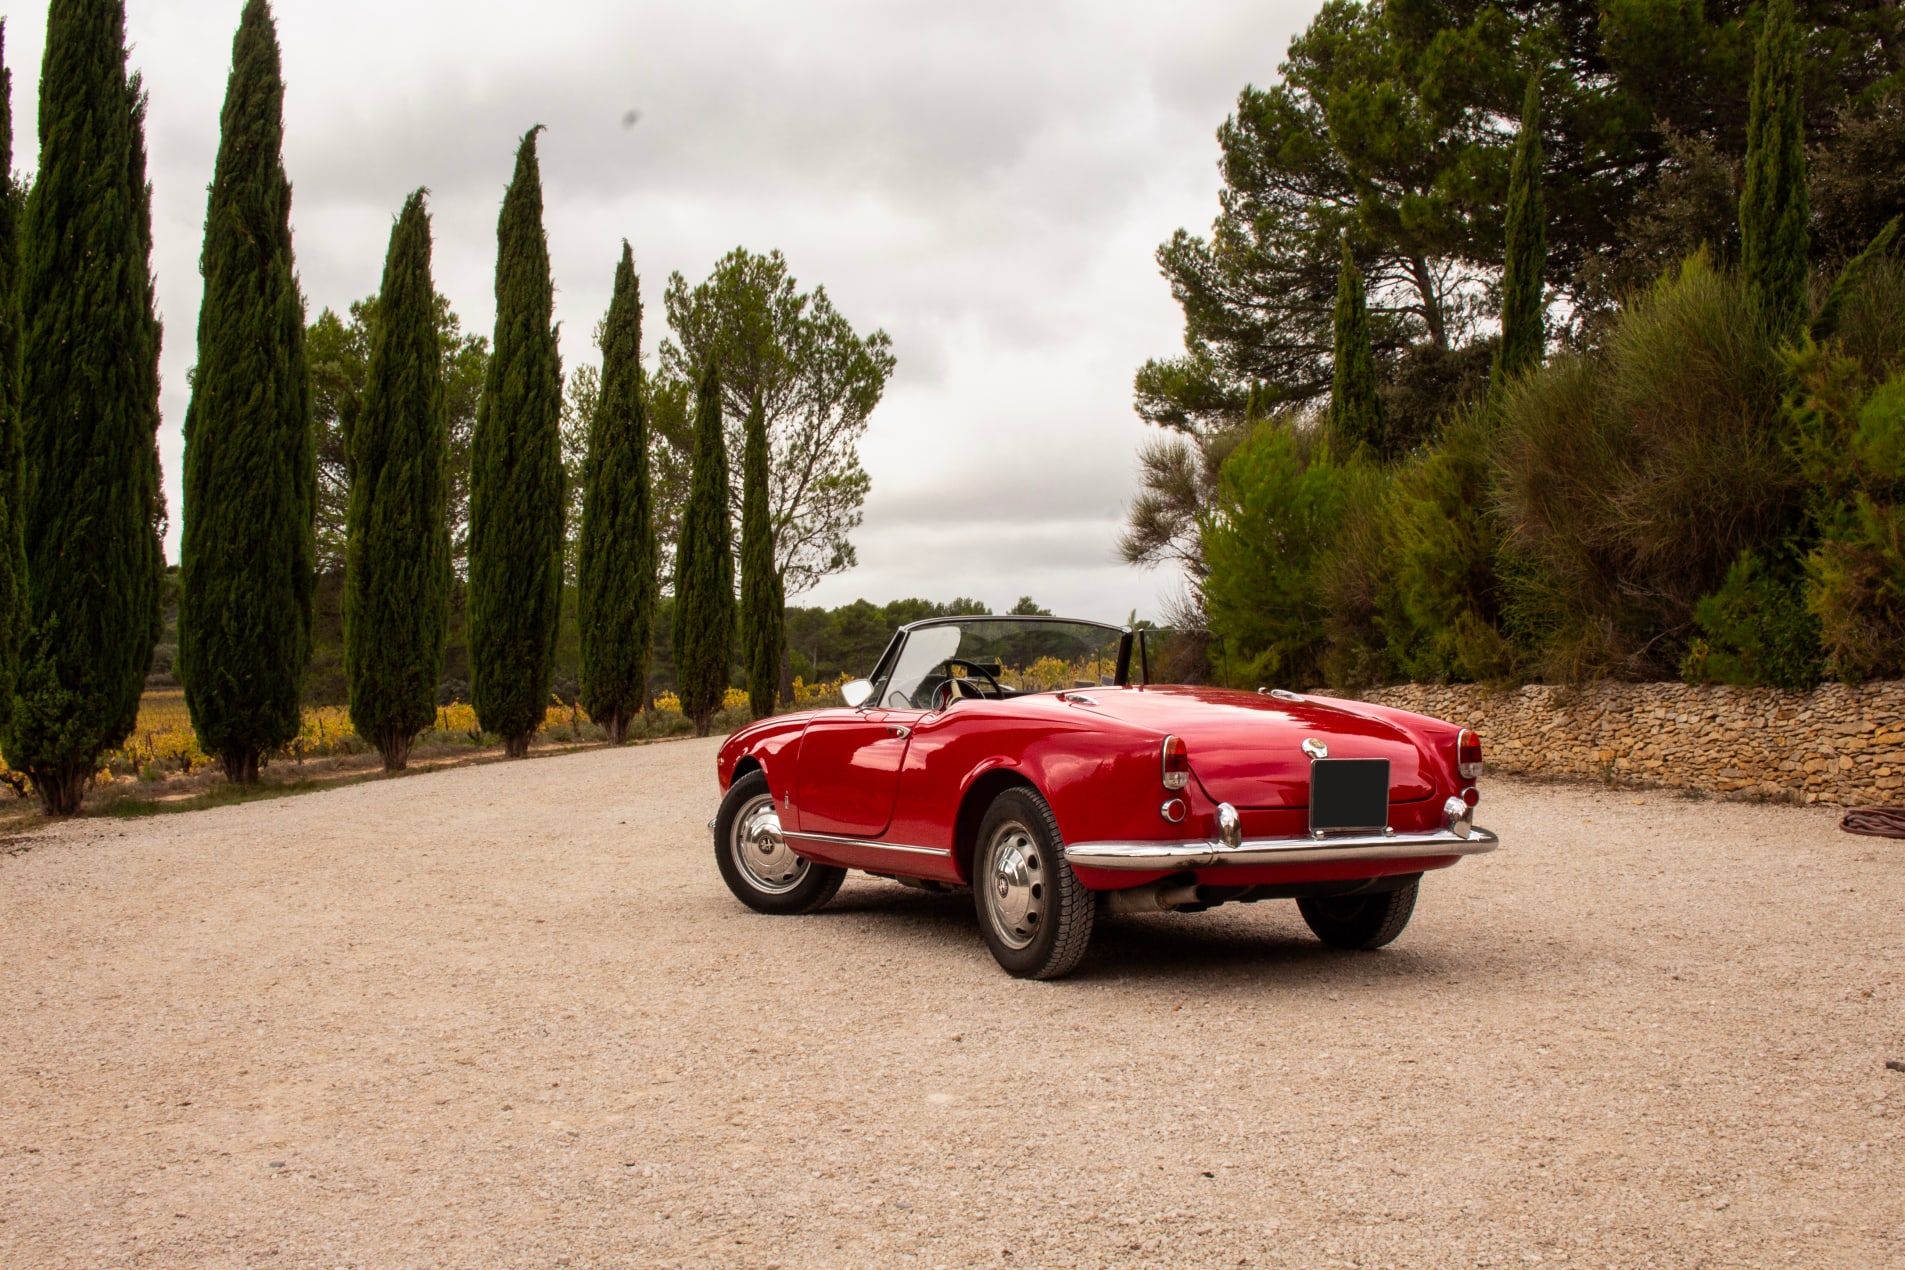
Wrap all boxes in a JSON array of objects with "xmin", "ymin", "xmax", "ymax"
[
  {"xmin": 730, "ymin": 794, "xmax": 808, "ymax": 894},
  {"xmin": 982, "ymin": 819, "xmax": 1046, "ymax": 951}
]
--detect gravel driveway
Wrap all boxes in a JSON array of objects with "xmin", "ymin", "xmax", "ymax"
[{"xmin": 1, "ymin": 737, "xmax": 1901, "ymax": 1268}]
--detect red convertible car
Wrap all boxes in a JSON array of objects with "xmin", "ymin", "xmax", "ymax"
[{"xmin": 711, "ymin": 616, "xmax": 1498, "ymax": 978}]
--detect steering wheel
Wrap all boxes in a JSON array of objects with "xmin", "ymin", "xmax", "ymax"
[{"xmin": 930, "ymin": 658, "xmax": 1004, "ymax": 712}]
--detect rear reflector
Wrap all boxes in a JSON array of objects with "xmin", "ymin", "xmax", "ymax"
[
  {"xmin": 1457, "ymin": 729, "xmax": 1483, "ymax": 781},
  {"xmin": 1161, "ymin": 735, "xmax": 1189, "ymax": 791}
]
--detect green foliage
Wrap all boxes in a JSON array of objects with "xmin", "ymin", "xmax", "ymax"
[
  {"xmin": 1788, "ymin": 339, "xmax": 1905, "ymax": 680},
  {"xmin": 1200, "ymin": 423, "xmax": 1357, "ymax": 687},
  {"xmin": 1328, "ymin": 241, "xmax": 1386, "ymax": 461},
  {"xmin": 1682, "ymin": 549, "xmax": 1823, "ymax": 690},
  {"xmin": 1493, "ymin": 73, "xmax": 1545, "ymax": 387},
  {"xmin": 738, "ymin": 394, "xmax": 781, "ymax": 719},
  {"xmin": 1813, "ymin": 217, "xmax": 1900, "ymax": 343},
  {"xmin": 178, "ymin": 0, "xmax": 312, "ymax": 783},
  {"xmin": 577, "ymin": 244, "xmax": 655, "ymax": 743},
  {"xmin": 0, "ymin": 25, "xmax": 22, "ymax": 739},
  {"xmin": 1137, "ymin": 0, "xmax": 1903, "ymax": 438},
  {"xmin": 782, "ymin": 596, "xmax": 990, "ymax": 687},
  {"xmin": 658, "ymin": 248, "xmax": 892, "ymax": 595},
  {"xmin": 9, "ymin": 0, "xmax": 164, "ymax": 815},
  {"xmin": 1740, "ymin": 0, "xmax": 1810, "ymax": 340},
  {"xmin": 1494, "ymin": 256, "xmax": 1798, "ymax": 680},
  {"xmin": 1313, "ymin": 459, "xmax": 1393, "ymax": 690},
  {"xmin": 345, "ymin": 192, "xmax": 450, "ymax": 771},
  {"xmin": 308, "ymin": 294, "xmax": 487, "ymax": 575},
  {"xmin": 467, "ymin": 128, "xmax": 564, "ymax": 756},
  {"xmin": 672, "ymin": 365, "xmax": 735, "ymax": 736},
  {"xmin": 1381, "ymin": 405, "xmax": 1514, "ymax": 682}
]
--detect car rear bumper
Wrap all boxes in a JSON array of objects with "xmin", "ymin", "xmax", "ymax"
[{"xmin": 1063, "ymin": 824, "xmax": 1499, "ymax": 871}]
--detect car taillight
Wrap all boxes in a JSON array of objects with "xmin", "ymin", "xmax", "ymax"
[
  {"xmin": 1161, "ymin": 735, "xmax": 1189, "ymax": 791},
  {"xmin": 1457, "ymin": 728, "xmax": 1483, "ymax": 781}
]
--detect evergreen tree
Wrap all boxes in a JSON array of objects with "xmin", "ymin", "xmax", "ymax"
[
  {"xmin": 9, "ymin": 0, "xmax": 163, "ymax": 815},
  {"xmin": 672, "ymin": 364, "xmax": 734, "ymax": 737},
  {"xmin": 345, "ymin": 191, "xmax": 449, "ymax": 772},
  {"xmin": 178, "ymin": 0, "xmax": 312, "ymax": 784},
  {"xmin": 739, "ymin": 393, "xmax": 781, "ymax": 719},
  {"xmin": 1327, "ymin": 238, "xmax": 1384, "ymax": 462},
  {"xmin": 1494, "ymin": 73, "xmax": 1547, "ymax": 388},
  {"xmin": 0, "ymin": 24, "xmax": 23, "ymax": 741},
  {"xmin": 1740, "ymin": 0, "xmax": 1809, "ymax": 339},
  {"xmin": 467, "ymin": 128, "xmax": 564, "ymax": 758},
  {"xmin": 577, "ymin": 243, "xmax": 655, "ymax": 745}
]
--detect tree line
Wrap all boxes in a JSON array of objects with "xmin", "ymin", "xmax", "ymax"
[
  {"xmin": 0, "ymin": 0, "xmax": 893, "ymax": 814},
  {"xmin": 1131, "ymin": 0, "xmax": 1905, "ymax": 693}
]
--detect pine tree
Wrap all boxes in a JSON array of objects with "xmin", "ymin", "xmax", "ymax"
[
  {"xmin": 673, "ymin": 364, "xmax": 734, "ymax": 737},
  {"xmin": 1328, "ymin": 238, "xmax": 1384, "ymax": 462},
  {"xmin": 345, "ymin": 191, "xmax": 450, "ymax": 772},
  {"xmin": 1741, "ymin": 0, "xmax": 1809, "ymax": 339},
  {"xmin": 0, "ymin": 24, "xmax": 23, "ymax": 741},
  {"xmin": 577, "ymin": 243, "xmax": 655, "ymax": 745},
  {"xmin": 1494, "ymin": 73, "xmax": 1547, "ymax": 387},
  {"xmin": 739, "ymin": 393, "xmax": 781, "ymax": 719},
  {"xmin": 9, "ymin": 0, "xmax": 164, "ymax": 815},
  {"xmin": 468, "ymin": 128, "xmax": 564, "ymax": 758},
  {"xmin": 178, "ymin": 0, "xmax": 312, "ymax": 784}
]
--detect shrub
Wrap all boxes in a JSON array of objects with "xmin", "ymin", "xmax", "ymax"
[
  {"xmin": 1380, "ymin": 405, "xmax": 1516, "ymax": 683},
  {"xmin": 1200, "ymin": 421, "xmax": 1356, "ymax": 687},
  {"xmin": 1495, "ymin": 256, "xmax": 1799, "ymax": 680},
  {"xmin": 1682, "ymin": 550, "xmax": 1823, "ymax": 689},
  {"xmin": 1790, "ymin": 346, "xmax": 1905, "ymax": 680}
]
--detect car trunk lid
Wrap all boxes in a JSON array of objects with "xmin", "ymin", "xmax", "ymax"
[{"xmin": 1080, "ymin": 686, "xmax": 1435, "ymax": 809}]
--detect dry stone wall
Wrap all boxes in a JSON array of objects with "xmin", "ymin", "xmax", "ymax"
[{"xmin": 1341, "ymin": 680, "xmax": 1905, "ymax": 806}]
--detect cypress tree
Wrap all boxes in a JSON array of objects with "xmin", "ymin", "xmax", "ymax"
[
  {"xmin": 1494, "ymin": 73, "xmax": 1547, "ymax": 387},
  {"xmin": 0, "ymin": 24, "xmax": 23, "ymax": 741},
  {"xmin": 1328, "ymin": 238, "xmax": 1384, "ymax": 462},
  {"xmin": 345, "ymin": 192, "xmax": 449, "ymax": 772},
  {"xmin": 468, "ymin": 127, "xmax": 564, "ymax": 759},
  {"xmin": 9, "ymin": 0, "xmax": 164, "ymax": 815},
  {"xmin": 673, "ymin": 364, "xmax": 735, "ymax": 737},
  {"xmin": 739, "ymin": 393, "xmax": 781, "ymax": 719},
  {"xmin": 1740, "ymin": 0, "xmax": 1809, "ymax": 339},
  {"xmin": 577, "ymin": 243, "xmax": 655, "ymax": 745},
  {"xmin": 178, "ymin": 0, "xmax": 312, "ymax": 784}
]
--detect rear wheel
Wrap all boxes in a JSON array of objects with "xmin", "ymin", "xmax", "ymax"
[
  {"xmin": 713, "ymin": 770, "xmax": 846, "ymax": 915},
  {"xmin": 1296, "ymin": 876, "xmax": 1419, "ymax": 950},
  {"xmin": 973, "ymin": 786, "xmax": 1094, "ymax": 979}
]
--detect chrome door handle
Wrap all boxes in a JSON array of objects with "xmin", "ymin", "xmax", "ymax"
[{"xmin": 889, "ymin": 725, "xmax": 911, "ymax": 739}]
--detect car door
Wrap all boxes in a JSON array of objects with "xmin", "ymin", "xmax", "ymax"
[{"xmin": 794, "ymin": 708, "xmax": 922, "ymax": 837}]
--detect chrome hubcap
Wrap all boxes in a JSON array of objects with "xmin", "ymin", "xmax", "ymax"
[
  {"xmin": 983, "ymin": 821, "xmax": 1044, "ymax": 950},
  {"xmin": 731, "ymin": 795, "xmax": 807, "ymax": 894}
]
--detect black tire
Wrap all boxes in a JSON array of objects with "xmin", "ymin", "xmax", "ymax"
[
  {"xmin": 713, "ymin": 770, "xmax": 846, "ymax": 915},
  {"xmin": 972, "ymin": 786, "xmax": 1094, "ymax": 979},
  {"xmin": 1296, "ymin": 876, "xmax": 1420, "ymax": 950}
]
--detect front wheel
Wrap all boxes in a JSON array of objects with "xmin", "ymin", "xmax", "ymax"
[
  {"xmin": 973, "ymin": 786, "xmax": 1094, "ymax": 979},
  {"xmin": 1296, "ymin": 876, "xmax": 1419, "ymax": 950},
  {"xmin": 713, "ymin": 770, "xmax": 846, "ymax": 915}
]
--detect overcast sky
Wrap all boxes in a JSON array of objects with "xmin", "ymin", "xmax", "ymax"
[{"xmin": 4, "ymin": 0, "xmax": 1311, "ymax": 625}]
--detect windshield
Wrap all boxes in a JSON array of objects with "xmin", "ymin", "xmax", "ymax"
[{"xmin": 873, "ymin": 618, "xmax": 1127, "ymax": 709}]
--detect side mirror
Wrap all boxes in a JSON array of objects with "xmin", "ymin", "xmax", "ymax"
[{"xmin": 841, "ymin": 678, "xmax": 874, "ymax": 709}]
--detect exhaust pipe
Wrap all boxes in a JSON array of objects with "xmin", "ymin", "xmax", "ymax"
[{"xmin": 1103, "ymin": 881, "xmax": 1203, "ymax": 916}]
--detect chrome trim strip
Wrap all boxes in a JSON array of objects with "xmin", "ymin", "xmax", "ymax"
[
  {"xmin": 1064, "ymin": 825, "xmax": 1499, "ymax": 871},
  {"xmin": 783, "ymin": 830, "xmax": 953, "ymax": 858}
]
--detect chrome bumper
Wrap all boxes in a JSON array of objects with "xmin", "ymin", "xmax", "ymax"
[{"xmin": 1064, "ymin": 824, "xmax": 1499, "ymax": 871}]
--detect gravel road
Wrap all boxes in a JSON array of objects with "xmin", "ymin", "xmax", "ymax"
[{"xmin": 1, "ymin": 737, "xmax": 1901, "ymax": 1268}]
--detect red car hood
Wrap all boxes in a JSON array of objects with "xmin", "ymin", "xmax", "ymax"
[{"xmin": 1076, "ymin": 686, "xmax": 1436, "ymax": 809}]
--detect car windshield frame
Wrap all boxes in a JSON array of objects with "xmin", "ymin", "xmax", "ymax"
[{"xmin": 860, "ymin": 616, "xmax": 1134, "ymax": 710}]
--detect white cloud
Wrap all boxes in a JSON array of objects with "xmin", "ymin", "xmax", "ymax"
[{"xmin": 4, "ymin": 0, "xmax": 1313, "ymax": 620}]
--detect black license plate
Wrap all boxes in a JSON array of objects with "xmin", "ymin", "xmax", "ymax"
[{"xmin": 1308, "ymin": 758, "xmax": 1390, "ymax": 834}]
